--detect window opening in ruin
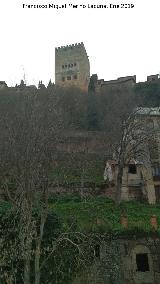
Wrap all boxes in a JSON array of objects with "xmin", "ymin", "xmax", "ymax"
[
  {"xmin": 152, "ymin": 165, "xmax": 160, "ymax": 177},
  {"xmin": 74, "ymin": 63, "xmax": 77, "ymax": 66},
  {"xmin": 62, "ymin": 65, "xmax": 64, "ymax": 69},
  {"xmin": 155, "ymin": 185, "xmax": 160, "ymax": 203},
  {"xmin": 94, "ymin": 244, "xmax": 100, "ymax": 258},
  {"xmin": 136, "ymin": 253, "xmax": 149, "ymax": 272},
  {"xmin": 128, "ymin": 164, "xmax": 137, "ymax": 174},
  {"xmin": 65, "ymin": 64, "xmax": 67, "ymax": 68},
  {"xmin": 71, "ymin": 63, "xmax": 73, "ymax": 67},
  {"xmin": 67, "ymin": 76, "xmax": 71, "ymax": 80},
  {"xmin": 73, "ymin": 75, "xmax": 77, "ymax": 80},
  {"xmin": 62, "ymin": 77, "xmax": 65, "ymax": 82}
]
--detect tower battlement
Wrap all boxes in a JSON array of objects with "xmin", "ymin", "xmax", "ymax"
[{"xmin": 55, "ymin": 42, "xmax": 85, "ymax": 52}]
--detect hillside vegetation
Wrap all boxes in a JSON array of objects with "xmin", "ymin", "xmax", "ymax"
[{"xmin": 1, "ymin": 198, "xmax": 160, "ymax": 235}]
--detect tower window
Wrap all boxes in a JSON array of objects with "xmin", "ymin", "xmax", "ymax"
[
  {"xmin": 136, "ymin": 253, "xmax": 149, "ymax": 272},
  {"xmin": 67, "ymin": 76, "xmax": 71, "ymax": 80},
  {"xmin": 128, "ymin": 164, "xmax": 137, "ymax": 174},
  {"xmin": 73, "ymin": 75, "xmax": 77, "ymax": 80},
  {"xmin": 62, "ymin": 77, "xmax": 65, "ymax": 82}
]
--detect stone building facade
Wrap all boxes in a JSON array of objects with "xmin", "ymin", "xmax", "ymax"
[{"xmin": 55, "ymin": 42, "xmax": 90, "ymax": 91}]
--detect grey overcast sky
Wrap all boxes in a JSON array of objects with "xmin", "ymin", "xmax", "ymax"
[{"xmin": 0, "ymin": 0, "xmax": 160, "ymax": 86}]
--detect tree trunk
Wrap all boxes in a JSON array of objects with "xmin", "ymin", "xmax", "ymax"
[
  {"xmin": 80, "ymin": 168, "xmax": 84, "ymax": 200},
  {"xmin": 115, "ymin": 164, "xmax": 123, "ymax": 205},
  {"xmin": 34, "ymin": 214, "xmax": 46, "ymax": 284},
  {"xmin": 35, "ymin": 243, "xmax": 41, "ymax": 284},
  {"xmin": 24, "ymin": 257, "xmax": 31, "ymax": 284},
  {"xmin": 23, "ymin": 201, "xmax": 32, "ymax": 284}
]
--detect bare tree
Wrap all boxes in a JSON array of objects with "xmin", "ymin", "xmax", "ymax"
[
  {"xmin": 0, "ymin": 88, "xmax": 91, "ymax": 284},
  {"xmin": 0, "ymin": 89, "xmax": 60, "ymax": 283}
]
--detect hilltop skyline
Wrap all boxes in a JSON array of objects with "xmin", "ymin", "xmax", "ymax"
[{"xmin": 0, "ymin": 0, "xmax": 160, "ymax": 86}]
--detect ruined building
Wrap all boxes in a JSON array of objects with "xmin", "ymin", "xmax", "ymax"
[
  {"xmin": 55, "ymin": 42, "xmax": 90, "ymax": 91},
  {"xmin": 104, "ymin": 108, "xmax": 160, "ymax": 204},
  {"xmin": 104, "ymin": 159, "xmax": 155, "ymax": 204}
]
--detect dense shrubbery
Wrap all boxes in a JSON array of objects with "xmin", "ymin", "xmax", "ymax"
[
  {"xmin": 52, "ymin": 197, "xmax": 160, "ymax": 235},
  {"xmin": 1, "ymin": 198, "xmax": 160, "ymax": 235},
  {"xmin": 0, "ymin": 205, "xmax": 84, "ymax": 284}
]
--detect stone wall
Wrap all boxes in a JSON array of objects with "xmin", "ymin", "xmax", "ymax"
[{"xmin": 89, "ymin": 74, "xmax": 136, "ymax": 94}]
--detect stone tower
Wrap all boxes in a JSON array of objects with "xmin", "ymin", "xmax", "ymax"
[{"xmin": 55, "ymin": 42, "xmax": 90, "ymax": 91}]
